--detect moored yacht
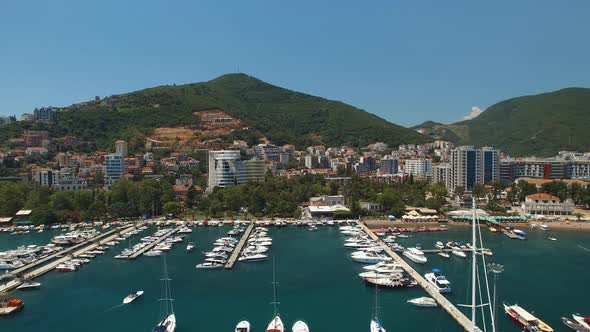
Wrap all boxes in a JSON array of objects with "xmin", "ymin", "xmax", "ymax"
[
  {"xmin": 16, "ymin": 280, "xmax": 41, "ymax": 290},
  {"xmin": 291, "ymin": 320, "xmax": 309, "ymax": 332},
  {"xmin": 407, "ymin": 296, "xmax": 437, "ymax": 307},
  {"xmin": 402, "ymin": 247, "xmax": 427, "ymax": 264},
  {"xmin": 235, "ymin": 320, "xmax": 251, "ymax": 332},
  {"xmin": 451, "ymin": 249, "xmax": 466, "ymax": 258},
  {"xmin": 504, "ymin": 303, "xmax": 553, "ymax": 332},
  {"xmin": 424, "ymin": 268, "xmax": 451, "ymax": 293}
]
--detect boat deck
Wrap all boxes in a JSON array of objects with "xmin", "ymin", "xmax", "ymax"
[
  {"xmin": 357, "ymin": 221, "xmax": 481, "ymax": 332},
  {"xmin": 501, "ymin": 229, "xmax": 518, "ymax": 239},
  {"xmin": 225, "ymin": 222, "xmax": 255, "ymax": 269},
  {"xmin": 0, "ymin": 225, "xmax": 137, "ymax": 293},
  {"xmin": 127, "ymin": 226, "xmax": 182, "ymax": 259},
  {"xmin": 0, "ymin": 305, "xmax": 22, "ymax": 316}
]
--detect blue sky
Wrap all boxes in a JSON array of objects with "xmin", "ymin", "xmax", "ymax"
[{"xmin": 1, "ymin": 0, "xmax": 589, "ymax": 127}]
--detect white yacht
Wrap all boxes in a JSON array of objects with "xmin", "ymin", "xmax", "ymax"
[
  {"xmin": 267, "ymin": 316, "xmax": 285, "ymax": 332},
  {"xmin": 144, "ymin": 250, "xmax": 163, "ymax": 257},
  {"xmin": 402, "ymin": 248, "xmax": 427, "ymax": 264},
  {"xmin": 186, "ymin": 242, "xmax": 195, "ymax": 252},
  {"xmin": 351, "ymin": 251, "xmax": 392, "ymax": 264},
  {"xmin": 424, "ymin": 268, "xmax": 451, "ymax": 293},
  {"xmin": 16, "ymin": 280, "xmax": 41, "ymax": 290},
  {"xmin": 407, "ymin": 296, "xmax": 437, "ymax": 307},
  {"xmin": 540, "ymin": 224, "xmax": 549, "ymax": 231},
  {"xmin": 435, "ymin": 241, "xmax": 444, "ymax": 249},
  {"xmin": 437, "ymin": 252, "xmax": 450, "ymax": 258},
  {"xmin": 152, "ymin": 256, "xmax": 176, "ymax": 332},
  {"xmin": 123, "ymin": 290, "xmax": 144, "ymax": 304},
  {"xmin": 452, "ymin": 250, "xmax": 466, "ymax": 258},
  {"xmin": 195, "ymin": 262, "xmax": 224, "ymax": 269},
  {"xmin": 292, "ymin": 320, "xmax": 309, "ymax": 332},
  {"xmin": 235, "ymin": 320, "xmax": 251, "ymax": 332},
  {"xmin": 238, "ymin": 253, "xmax": 268, "ymax": 262}
]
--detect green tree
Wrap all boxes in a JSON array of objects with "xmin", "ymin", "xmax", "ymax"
[
  {"xmin": 30, "ymin": 205, "xmax": 59, "ymax": 224},
  {"xmin": 163, "ymin": 201, "xmax": 181, "ymax": 216},
  {"xmin": 0, "ymin": 183, "xmax": 27, "ymax": 216}
]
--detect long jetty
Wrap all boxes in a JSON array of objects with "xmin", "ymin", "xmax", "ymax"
[
  {"xmin": 0, "ymin": 225, "xmax": 137, "ymax": 293},
  {"xmin": 356, "ymin": 221, "xmax": 481, "ymax": 332},
  {"xmin": 225, "ymin": 222, "xmax": 255, "ymax": 269},
  {"xmin": 127, "ymin": 225, "xmax": 181, "ymax": 259}
]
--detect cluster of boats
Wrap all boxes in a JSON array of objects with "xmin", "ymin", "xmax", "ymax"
[
  {"xmin": 0, "ymin": 244, "xmax": 62, "ymax": 270},
  {"xmin": 562, "ymin": 313, "xmax": 590, "ymax": 332},
  {"xmin": 238, "ymin": 227, "xmax": 272, "ymax": 262},
  {"xmin": 340, "ymin": 226, "xmax": 416, "ymax": 289},
  {"xmin": 51, "ymin": 229, "xmax": 100, "ymax": 246},
  {"xmin": 195, "ymin": 224, "xmax": 247, "ymax": 269},
  {"xmin": 55, "ymin": 257, "xmax": 92, "ymax": 272}
]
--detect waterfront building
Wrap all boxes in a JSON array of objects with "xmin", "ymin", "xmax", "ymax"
[
  {"xmin": 115, "ymin": 140, "xmax": 128, "ymax": 157},
  {"xmin": 104, "ymin": 154, "xmax": 124, "ymax": 189},
  {"xmin": 380, "ymin": 156, "xmax": 399, "ymax": 175},
  {"xmin": 207, "ymin": 150, "xmax": 265, "ymax": 192},
  {"xmin": 432, "ymin": 163, "xmax": 451, "ymax": 188},
  {"xmin": 309, "ymin": 195, "xmax": 345, "ymax": 206},
  {"xmin": 522, "ymin": 193, "xmax": 574, "ymax": 216}
]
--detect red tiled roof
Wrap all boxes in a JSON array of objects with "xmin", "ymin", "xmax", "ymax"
[{"xmin": 527, "ymin": 193, "xmax": 560, "ymax": 200}]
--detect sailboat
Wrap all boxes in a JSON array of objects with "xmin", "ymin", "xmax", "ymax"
[
  {"xmin": 152, "ymin": 254, "xmax": 176, "ymax": 332},
  {"xmin": 266, "ymin": 259, "xmax": 285, "ymax": 332},
  {"xmin": 370, "ymin": 285, "xmax": 386, "ymax": 332}
]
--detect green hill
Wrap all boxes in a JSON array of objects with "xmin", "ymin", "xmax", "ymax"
[
  {"xmin": 52, "ymin": 73, "xmax": 429, "ymax": 150},
  {"xmin": 414, "ymin": 88, "xmax": 590, "ymax": 156}
]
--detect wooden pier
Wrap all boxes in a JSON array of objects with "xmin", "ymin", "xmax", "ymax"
[
  {"xmin": 127, "ymin": 226, "xmax": 181, "ymax": 259},
  {"xmin": 225, "ymin": 222, "xmax": 255, "ymax": 269},
  {"xmin": 0, "ymin": 225, "xmax": 137, "ymax": 293},
  {"xmin": 356, "ymin": 221, "xmax": 481, "ymax": 332}
]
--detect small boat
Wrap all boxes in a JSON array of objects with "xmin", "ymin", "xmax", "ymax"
[
  {"xmin": 540, "ymin": 224, "xmax": 549, "ymax": 231},
  {"xmin": 437, "ymin": 252, "xmax": 450, "ymax": 258},
  {"xmin": 435, "ymin": 241, "xmax": 444, "ymax": 249},
  {"xmin": 402, "ymin": 248, "xmax": 427, "ymax": 264},
  {"xmin": 504, "ymin": 303, "xmax": 553, "ymax": 332},
  {"xmin": 308, "ymin": 225, "xmax": 317, "ymax": 231},
  {"xmin": 562, "ymin": 317, "xmax": 590, "ymax": 332},
  {"xmin": 238, "ymin": 253, "xmax": 268, "ymax": 262},
  {"xmin": 186, "ymin": 242, "xmax": 195, "ymax": 252},
  {"xmin": 267, "ymin": 316, "xmax": 284, "ymax": 332},
  {"xmin": 489, "ymin": 227, "xmax": 497, "ymax": 233},
  {"xmin": 16, "ymin": 280, "xmax": 41, "ymax": 290},
  {"xmin": 424, "ymin": 268, "xmax": 451, "ymax": 293},
  {"xmin": 548, "ymin": 237, "xmax": 557, "ymax": 241},
  {"xmin": 407, "ymin": 297, "xmax": 437, "ymax": 307},
  {"xmin": 195, "ymin": 262, "xmax": 224, "ymax": 269},
  {"xmin": 144, "ymin": 250, "xmax": 163, "ymax": 257},
  {"xmin": 573, "ymin": 313, "xmax": 590, "ymax": 330},
  {"xmin": 235, "ymin": 320, "xmax": 251, "ymax": 332},
  {"xmin": 452, "ymin": 250, "xmax": 466, "ymax": 258},
  {"xmin": 123, "ymin": 290, "xmax": 144, "ymax": 304},
  {"xmin": 292, "ymin": 320, "xmax": 309, "ymax": 332}
]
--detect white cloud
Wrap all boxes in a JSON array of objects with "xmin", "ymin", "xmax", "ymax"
[{"xmin": 462, "ymin": 106, "xmax": 484, "ymax": 121}]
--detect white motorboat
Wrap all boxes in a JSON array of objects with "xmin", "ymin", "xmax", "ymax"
[
  {"xmin": 437, "ymin": 252, "xmax": 450, "ymax": 258},
  {"xmin": 152, "ymin": 255, "xmax": 176, "ymax": 332},
  {"xmin": 238, "ymin": 253, "xmax": 268, "ymax": 262},
  {"xmin": 540, "ymin": 224, "xmax": 549, "ymax": 231},
  {"xmin": 16, "ymin": 280, "xmax": 41, "ymax": 290},
  {"xmin": 351, "ymin": 251, "xmax": 392, "ymax": 264},
  {"xmin": 452, "ymin": 250, "xmax": 466, "ymax": 258},
  {"xmin": 359, "ymin": 271, "xmax": 403, "ymax": 280},
  {"xmin": 407, "ymin": 296, "xmax": 437, "ymax": 307},
  {"xmin": 548, "ymin": 237, "xmax": 557, "ymax": 241},
  {"xmin": 186, "ymin": 242, "xmax": 195, "ymax": 252},
  {"xmin": 424, "ymin": 268, "xmax": 451, "ymax": 293},
  {"xmin": 292, "ymin": 320, "xmax": 309, "ymax": 332},
  {"xmin": 402, "ymin": 248, "xmax": 427, "ymax": 264},
  {"xmin": 435, "ymin": 241, "xmax": 444, "ymax": 249},
  {"xmin": 123, "ymin": 290, "xmax": 144, "ymax": 304},
  {"xmin": 235, "ymin": 320, "xmax": 251, "ymax": 332},
  {"xmin": 573, "ymin": 313, "xmax": 590, "ymax": 330},
  {"xmin": 144, "ymin": 250, "xmax": 163, "ymax": 257},
  {"xmin": 195, "ymin": 262, "xmax": 223, "ymax": 269}
]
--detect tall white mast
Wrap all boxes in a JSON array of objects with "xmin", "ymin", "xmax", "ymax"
[{"xmin": 471, "ymin": 196, "xmax": 477, "ymax": 331}]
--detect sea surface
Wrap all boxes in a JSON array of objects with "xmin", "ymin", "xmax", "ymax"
[{"xmin": 1, "ymin": 224, "xmax": 589, "ymax": 332}]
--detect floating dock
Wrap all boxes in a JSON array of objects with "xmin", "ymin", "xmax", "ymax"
[
  {"xmin": 127, "ymin": 226, "xmax": 181, "ymax": 259},
  {"xmin": 225, "ymin": 222, "xmax": 255, "ymax": 269},
  {"xmin": 356, "ymin": 221, "xmax": 480, "ymax": 332},
  {"xmin": 0, "ymin": 225, "xmax": 137, "ymax": 293}
]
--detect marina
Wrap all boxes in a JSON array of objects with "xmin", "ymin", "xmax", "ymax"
[
  {"xmin": 0, "ymin": 222, "xmax": 588, "ymax": 331},
  {"xmin": 225, "ymin": 222, "xmax": 255, "ymax": 269},
  {"xmin": 127, "ymin": 226, "xmax": 182, "ymax": 259}
]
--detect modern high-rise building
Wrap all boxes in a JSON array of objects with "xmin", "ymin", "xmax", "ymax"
[
  {"xmin": 450, "ymin": 146, "xmax": 500, "ymax": 193},
  {"xmin": 115, "ymin": 140, "xmax": 128, "ymax": 157},
  {"xmin": 33, "ymin": 107, "xmax": 58, "ymax": 123},
  {"xmin": 404, "ymin": 158, "xmax": 433, "ymax": 179},
  {"xmin": 207, "ymin": 150, "xmax": 265, "ymax": 192},
  {"xmin": 254, "ymin": 144, "xmax": 280, "ymax": 162},
  {"xmin": 104, "ymin": 154, "xmax": 124, "ymax": 189},
  {"xmin": 380, "ymin": 156, "xmax": 399, "ymax": 175},
  {"xmin": 432, "ymin": 163, "xmax": 451, "ymax": 188}
]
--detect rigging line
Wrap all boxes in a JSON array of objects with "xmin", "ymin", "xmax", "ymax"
[
  {"xmin": 477, "ymin": 215, "xmax": 496, "ymax": 332},
  {"xmin": 476, "ymin": 263, "xmax": 488, "ymax": 332}
]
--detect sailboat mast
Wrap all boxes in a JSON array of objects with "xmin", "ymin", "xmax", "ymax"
[
  {"xmin": 471, "ymin": 196, "xmax": 477, "ymax": 331},
  {"xmin": 272, "ymin": 258, "xmax": 278, "ymax": 316}
]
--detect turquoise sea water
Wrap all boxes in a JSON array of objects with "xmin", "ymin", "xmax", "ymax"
[{"xmin": 1, "ymin": 225, "xmax": 589, "ymax": 332}]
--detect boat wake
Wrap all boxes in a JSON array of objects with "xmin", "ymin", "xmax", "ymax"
[
  {"xmin": 577, "ymin": 245, "xmax": 590, "ymax": 253},
  {"xmin": 103, "ymin": 303, "xmax": 125, "ymax": 313}
]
